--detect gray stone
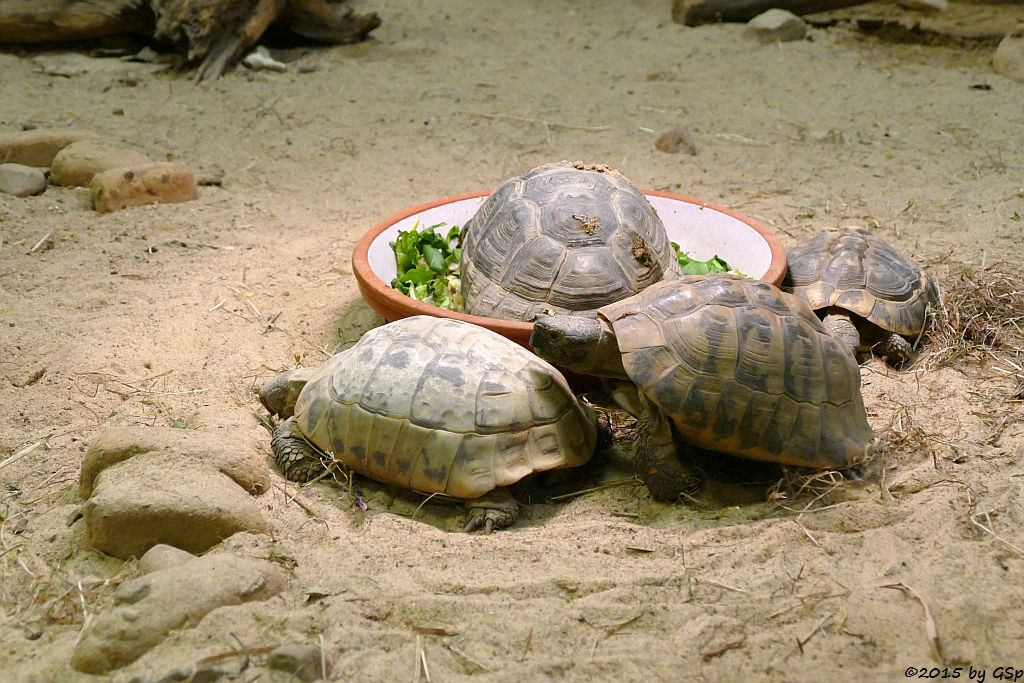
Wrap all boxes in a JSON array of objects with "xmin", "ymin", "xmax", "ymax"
[
  {"xmin": 994, "ymin": 31, "xmax": 1024, "ymax": 84},
  {"xmin": 82, "ymin": 455, "xmax": 269, "ymax": 559},
  {"xmin": 744, "ymin": 9, "xmax": 806, "ymax": 44},
  {"xmin": 897, "ymin": 0, "xmax": 947, "ymax": 11},
  {"xmin": 81, "ymin": 425, "xmax": 270, "ymax": 498},
  {"xmin": 71, "ymin": 552, "xmax": 285, "ymax": 674},
  {"xmin": 0, "ymin": 163, "xmax": 46, "ymax": 197},
  {"xmin": 138, "ymin": 544, "xmax": 196, "ymax": 574},
  {"xmin": 267, "ymin": 643, "xmax": 330, "ymax": 681}
]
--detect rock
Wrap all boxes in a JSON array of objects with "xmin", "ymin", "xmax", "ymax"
[
  {"xmin": 0, "ymin": 163, "xmax": 46, "ymax": 197},
  {"xmin": 0, "ymin": 128, "xmax": 97, "ymax": 167},
  {"xmin": 897, "ymin": 0, "xmax": 947, "ymax": 11},
  {"xmin": 90, "ymin": 162, "xmax": 199, "ymax": 212},
  {"xmin": 267, "ymin": 643, "xmax": 330, "ymax": 681},
  {"xmin": 655, "ymin": 127, "xmax": 698, "ymax": 155},
  {"xmin": 49, "ymin": 139, "xmax": 150, "ymax": 187},
  {"xmin": 138, "ymin": 544, "xmax": 196, "ymax": 574},
  {"xmin": 994, "ymin": 31, "xmax": 1024, "ymax": 84},
  {"xmin": 82, "ymin": 455, "xmax": 269, "ymax": 559},
  {"xmin": 71, "ymin": 552, "xmax": 285, "ymax": 674},
  {"xmin": 744, "ymin": 9, "xmax": 806, "ymax": 44},
  {"xmin": 81, "ymin": 425, "xmax": 270, "ymax": 498}
]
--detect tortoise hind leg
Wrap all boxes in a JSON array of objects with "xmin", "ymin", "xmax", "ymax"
[
  {"xmin": 463, "ymin": 490, "xmax": 518, "ymax": 533},
  {"xmin": 634, "ymin": 397, "xmax": 701, "ymax": 502},
  {"xmin": 881, "ymin": 332, "xmax": 913, "ymax": 367},
  {"xmin": 271, "ymin": 417, "xmax": 326, "ymax": 483}
]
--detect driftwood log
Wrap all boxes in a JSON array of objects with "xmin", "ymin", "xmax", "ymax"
[
  {"xmin": 0, "ymin": 0, "xmax": 380, "ymax": 79},
  {"xmin": 673, "ymin": 0, "xmax": 871, "ymax": 26}
]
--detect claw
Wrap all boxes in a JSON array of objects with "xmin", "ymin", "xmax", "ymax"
[{"xmin": 485, "ymin": 517, "xmax": 494, "ymax": 534}]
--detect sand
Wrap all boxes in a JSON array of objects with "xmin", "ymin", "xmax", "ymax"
[{"xmin": 1, "ymin": 1, "xmax": 1022, "ymax": 680}]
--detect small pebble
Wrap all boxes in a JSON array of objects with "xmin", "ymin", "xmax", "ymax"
[
  {"xmin": 655, "ymin": 127, "xmax": 698, "ymax": 155},
  {"xmin": 994, "ymin": 31, "xmax": 1024, "ymax": 84},
  {"xmin": 744, "ymin": 9, "xmax": 806, "ymax": 44},
  {"xmin": 0, "ymin": 163, "xmax": 47, "ymax": 197},
  {"xmin": 267, "ymin": 643, "xmax": 330, "ymax": 681}
]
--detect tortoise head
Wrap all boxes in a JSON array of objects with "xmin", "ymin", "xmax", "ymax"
[
  {"xmin": 530, "ymin": 315, "xmax": 626, "ymax": 379},
  {"xmin": 258, "ymin": 367, "xmax": 318, "ymax": 418}
]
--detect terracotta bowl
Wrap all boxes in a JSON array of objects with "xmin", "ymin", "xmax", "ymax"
[{"xmin": 352, "ymin": 190, "xmax": 787, "ymax": 349}]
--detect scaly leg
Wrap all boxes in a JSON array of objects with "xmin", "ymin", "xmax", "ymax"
[
  {"xmin": 271, "ymin": 416, "xmax": 326, "ymax": 482},
  {"xmin": 634, "ymin": 397, "xmax": 701, "ymax": 503},
  {"xmin": 463, "ymin": 489, "xmax": 518, "ymax": 533}
]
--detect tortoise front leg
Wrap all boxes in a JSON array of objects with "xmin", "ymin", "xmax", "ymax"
[
  {"xmin": 271, "ymin": 417, "xmax": 327, "ymax": 482},
  {"xmin": 634, "ymin": 396, "xmax": 700, "ymax": 503},
  {"xmin": 463, "ymin": 489, "xmax": 519, "ymax": 533},
  {"xmin": 822, "ymin": 307, "xmax": 861, "ymax": 357}
]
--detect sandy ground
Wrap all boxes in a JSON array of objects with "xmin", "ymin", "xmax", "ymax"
[{"xmin": 1, "ymin": 1, "xmax": 1023, "ymax": 680}]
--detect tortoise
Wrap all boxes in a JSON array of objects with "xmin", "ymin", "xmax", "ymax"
[
  {"xmin": 459, "ymin": 160, "xmax": 682, "ymax": 322},
  {"xmin": 782, "ymin": 226, "xmax": 939, "ymax": 366},
  {"xmin": 530, "ymin": 275, "xmax": 874, "ymax": 501},
  {"xmin": 259, "ymin": 315, "xmax": 598, "ymax": 532}
]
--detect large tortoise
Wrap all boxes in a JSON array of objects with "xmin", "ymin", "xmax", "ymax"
[
  {"xmin": 460, "ymin": 161, "xmax": 682, "ymax": 322},
  {"xmin": 259, "ymin": 316, "xmax": 598, "ymax": 531},
  {"xmin": 783, "ymin": 226, "xmax": 939, "ymax": 366},
  {"xmin": 530, "ymin": 275, "xmax": 874, "ymax": 501}
]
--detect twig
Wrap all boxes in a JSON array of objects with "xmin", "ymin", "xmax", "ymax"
[
  {"xmin": 969, "ymin": 514, "xmax": 1024, "ymax": 556},
  {"xmin": 695, "ymin": 577, "xmax": 747, "ymax": 593},
  {"xmin": 28, "ymin": 231, "xmax": 53, "ymax": 254},
  {"xmin": 458, "ymin": 110, "xmax": 610, "ymax": 132},
  {"xmin": 444, "ymin": 644, "xmax": 491, "ymax": 673},
  {"xmin": 0, "ymin": 435, "xmax": 52, "ymax": 471},
  {"xmin": 880, "ymin": 582, "xmax": 943, "ymax": 663},
  {"xmin": 548, "ymin": 477, "xmax": 642, "ymax": 502},
  {"xmin": 518, "ymin": 627, "xmax": 533, "ymax": 662}
]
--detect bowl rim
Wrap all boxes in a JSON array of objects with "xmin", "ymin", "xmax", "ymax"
[{"xmin": 351, "ymin": 189, "xmax": 788, "ymax": 338}]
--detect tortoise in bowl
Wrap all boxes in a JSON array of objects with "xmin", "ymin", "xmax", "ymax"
[
  {"xmin": 782, "ymin": 226, "xmax": 939, "ymax": 366},
  {"xmin": 259, "ymin": 316, "xmax": 598, "ymax": 531},
  {"xmin": 530, "ymin": 276, "xmax": 874, "ymax": 501},
  {"xmin": 459, "ymin": 160, "xmax": 682, "ymax": 322}
]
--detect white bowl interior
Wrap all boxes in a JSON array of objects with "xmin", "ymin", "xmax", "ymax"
[{"xmin": 367, "ymin": 195, "xmax": 772, "ymax": 283}]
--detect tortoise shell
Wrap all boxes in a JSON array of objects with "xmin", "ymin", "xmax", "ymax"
[
  {"xmin": 460, "ymin": 160, "xmax": 682, "ymax": 321},
  {"xmin": 783, "ymin": 226, "xmax": 939, "ymax": 337},
  {"xmin": 292, "ymin": 316, "xmax": 595, "ymax": 499},
  {"xmin": 598, "ymin": 276, "xmax": 873, "ymax": 469}
]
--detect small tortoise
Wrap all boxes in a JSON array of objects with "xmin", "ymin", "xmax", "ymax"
[
  {"xmin": 460, "ymin": 160, "xmax": 682, "ymax": 322},
  {"xmin": 259, "ymin": 316, "xmax": 597, "ymax": 531},
  {"xmin": 783, "ymin": 226, "xmax": 939, "ymax": 366},
  {"xmin": 530, "ymin": 276, "xmax": 874, "ymax": 501}
]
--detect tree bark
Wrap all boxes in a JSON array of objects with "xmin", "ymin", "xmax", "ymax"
[
  {"xmin": 0, "ymin": 0, "xmax": 150, "ymax": 43},
  {"xmin": 673, "ymin": 0, "xmax": 872, "ymax": 26},
  {"xmin": 0, "ymin": 0, "xmax": 381, "ymax": 79}
]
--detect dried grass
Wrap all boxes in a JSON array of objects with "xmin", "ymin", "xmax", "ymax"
[{"xmin": 920, "ymin": 261, "xmax": 1024, "ymax": 386}]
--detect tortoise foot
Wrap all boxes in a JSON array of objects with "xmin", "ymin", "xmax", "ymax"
[
  {"xmin": 271, "ymin": 417, "xmax": 325, "ymax": 483},
  {"xmin": 635, "ymin": 445, "xmax": 702, "ymax": 502},
  {"xmin": 882, "ymin": 332, "xmax": 913, "ymax": 367},
  {"xmin": 462, "ymin": 491, "xmax": 518, "ymax": 533},
  {"xmin": 634, "ymin": 401, "xmax": 701, "ymax": 503}
]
